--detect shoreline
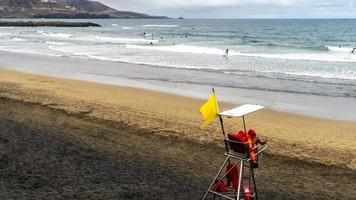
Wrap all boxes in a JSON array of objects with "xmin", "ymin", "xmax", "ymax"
[
  {"xmin": 0, "ymin": 51, "xmax": 355, "ymax": 122},
  {"xmin": 0, "ymin": 68, "xmax": 355, "ymax": 170}
]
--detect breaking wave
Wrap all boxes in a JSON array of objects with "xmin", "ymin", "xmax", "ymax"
[
  {"xmin": 125, "ymin": 44, "xmax": 356, "ymax": 63},
  {"xmin": 125, "ymin": 44, "xmax": 230, "ymax": 55},
  {"xmin": 75, "ymin": 36, "xmax": 158, "ymax": 44},
  {"xmin": 38, "ymin": 32, "xmax": 73, "ymax": 38},
  {"xmin": 46, "ymin": 41, "xmax": 69, "ymax": 46},
  {"xmin": 327, "ymin": 46, "xmax": 354, "ymax": 52},
  {"xmin": 143, "ymin": 24, "xmax": 178, "ymax": 28}
]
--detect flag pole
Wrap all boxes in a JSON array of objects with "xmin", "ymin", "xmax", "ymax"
[{"xmin": 213, "ymin": 88, "xmax": 229, "ymax": 153}]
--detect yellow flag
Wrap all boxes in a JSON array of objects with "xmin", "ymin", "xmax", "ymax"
[{"xmin": 199, "ymin": 91, "xmax": 219, "ymax": 128}]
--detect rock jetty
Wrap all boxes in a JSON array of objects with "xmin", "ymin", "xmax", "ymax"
[{"xmin": 0, "ymin": 21, "xmax": 101, "ymax": 27}]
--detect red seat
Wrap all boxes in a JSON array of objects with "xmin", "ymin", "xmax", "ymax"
[{"xmin": 227, "ymin": 131, "xmax": 249, "ymax": 154}]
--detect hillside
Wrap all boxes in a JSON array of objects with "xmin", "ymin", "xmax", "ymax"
[{"xmin": 0, "ymin": 0, "xmax": 167, "ymax": 19}]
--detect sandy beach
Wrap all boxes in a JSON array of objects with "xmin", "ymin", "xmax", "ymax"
[{"xmin": 0, "ymin": 68, "xmax": 355, "ymax": 199}]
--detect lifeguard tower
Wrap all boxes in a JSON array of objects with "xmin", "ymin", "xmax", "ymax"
[{"xmin": 203, "ymin": 104, "xmax": 268, "ymax": 200}]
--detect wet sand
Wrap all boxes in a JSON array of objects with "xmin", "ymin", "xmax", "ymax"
[{"xmin": 0, "ymin": 69, "xmax": 355, "ymax": 199}]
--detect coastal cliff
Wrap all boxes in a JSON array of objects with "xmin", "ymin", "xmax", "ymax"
[{"xmin": 0, "ymin": 0, "xmax": 167, "ymax": 19}]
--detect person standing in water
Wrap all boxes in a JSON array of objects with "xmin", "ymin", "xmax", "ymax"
[{"xmin": 224, "ymin": 48, "xmax": 229, "ymax": 58}]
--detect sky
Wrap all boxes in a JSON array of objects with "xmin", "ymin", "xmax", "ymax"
[{"xmin": 97, "ymin": 0, "xmax": 356, "ymax": 18}]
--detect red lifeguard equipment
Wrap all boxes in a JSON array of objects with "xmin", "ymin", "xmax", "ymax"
[{"xmin": 203, "ymin": 104, "xmax": 268, "ymax": 200}]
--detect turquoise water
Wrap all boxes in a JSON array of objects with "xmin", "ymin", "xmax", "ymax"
[{"xmin": 0, "ymin": 19, "xmax": 356, "ymax": 98}]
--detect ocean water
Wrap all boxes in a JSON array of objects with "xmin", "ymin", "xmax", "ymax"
[{"xmin": 0, "ymin": 19, "xmax": 356, "ymax": 99}]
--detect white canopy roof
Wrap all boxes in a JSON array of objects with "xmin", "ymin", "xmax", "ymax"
[{"xmin": 219, "ymin": 104, "xmax": 265, "ymax": 118}]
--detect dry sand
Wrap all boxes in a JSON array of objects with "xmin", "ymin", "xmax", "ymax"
[{"xmin": 0, "ymin": 68, "xmax": 355, "ymax": 199}]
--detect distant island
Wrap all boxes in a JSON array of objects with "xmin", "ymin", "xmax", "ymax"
[{"xmin": 0, "ymin": 0, "xmax": 168, "ymax": 19}]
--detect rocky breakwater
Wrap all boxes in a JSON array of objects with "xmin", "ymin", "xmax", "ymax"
[{"xmin": 0, "ymin": 21, "xmax": 101, "ymax": 27}]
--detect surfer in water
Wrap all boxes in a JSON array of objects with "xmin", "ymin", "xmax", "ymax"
[
  {"xmin": 224, "ymin": 49, "xmax": 229, "ymax": 58},
  {"xmin": 352, "ymin": 48, "xmax": 356, "ymax": 54}
]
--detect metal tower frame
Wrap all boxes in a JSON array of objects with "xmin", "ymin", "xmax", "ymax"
[{"xmin": 203, "ymin": 104, "xmax": 268, "ymax": 200}]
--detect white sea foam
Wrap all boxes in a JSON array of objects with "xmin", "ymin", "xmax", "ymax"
[
  {"xmin": 0, "ymin": 46, "xmax": 61, "ymax": 57},
  {"xmin": 125, "ymin": 44, "xmax": 356, "ymax": 63},
  {"xmin": 327, "ymin": 46, "xmax": 354, "ymax": 52},
  {"xmin": 39, "ymin": 32, "xmax": 73, "ymax": 38},
  {"xmin": 81, "ymin": 54, "xmax": 207, "ymax": 71},
  {"xmin": 12, "ymin": 37, "xmax": 27, "ymax": 42},
  {"xmin": 278, "ymin": 70, "xmax": 356, "ymax": 80},
  {"xmin": 238, "ymin": 52, "xmax": 356, "ymax": 63},
  {"xmin": 47, "ymin": 44, "xmax": 214, "ymax": 69},
  {"xmin": 125, "ymin": 44, "xmax": 229, "ymax": 55},
  {"xmin": 75, "ymin": 35, "xmax": 158, "ymax": 44},
  {"xmin": 0, "ymin": 33, "xmax": 11, "ymax": 37},
  {"xmin": 46, "ymin": 41, "xmax": 69, "ymax": 46},
  {"xmin": 122, "ymin": 26, "xmax": 133, "ymax": 30},
  {"xmin": 143, "ymin": 25, "xmax": 178, "ymax": 28}
]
